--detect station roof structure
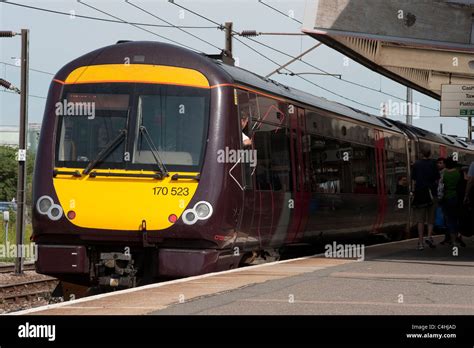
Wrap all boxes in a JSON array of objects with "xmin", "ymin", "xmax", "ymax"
[{"xmin": 302, "ymin": 0, "xmax": 474, "ymax": 100}]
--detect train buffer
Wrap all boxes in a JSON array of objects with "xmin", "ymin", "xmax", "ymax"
[{"xmin": 15, "ymin": 236, "xmax": 474, "ymax": 315}]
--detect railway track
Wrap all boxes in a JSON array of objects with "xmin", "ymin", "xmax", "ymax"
[
  {"xmin": 0, "ymin": 262, "xmax": 35, "ymax": 274},
  {"xmin": 0, "ymin": 277, "xmax": 58, "ymax": 312},
  {"xmin": 0, "ymin": 263, "xmax": 58, "ymax": 312}
]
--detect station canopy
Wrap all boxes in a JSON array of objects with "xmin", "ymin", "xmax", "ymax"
[{"xmin": 302, "ymin": 0, "xmax": 474, "ymax": 100}]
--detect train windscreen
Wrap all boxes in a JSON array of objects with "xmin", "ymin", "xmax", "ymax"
[{"xmin": 55, "ymin": 83, "xmax": 210, "ymax": 172}]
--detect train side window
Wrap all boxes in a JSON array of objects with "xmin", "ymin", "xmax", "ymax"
[
  {"xmin": 351, "ymin": 145, "xmax": 377, "ymax": 194},
  {"xmin": 248, "ymin": 92, "xmax": 259, "ymax": 121},
  {"xmin": 255, "ymin": 95, "xmax": 286, "ymax": 127},
  {"xmin": 271, "ymin": 129, "xmax": 291, "ymax": 192},
  {"xmin": 309, "ymin": 135, "xmax": 352, "ymax": 194},
  {"xmin": 236, "ymin": 89, "xmax": 252, "ymax": 146},
  {"xmin": 391, "ymin": 152, "xmax": 409, "ymax": 195}
]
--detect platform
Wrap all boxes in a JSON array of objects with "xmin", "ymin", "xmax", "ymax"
[{"xmin": 14, "ymin": 236, "xmax": 474, "ymax": 315}]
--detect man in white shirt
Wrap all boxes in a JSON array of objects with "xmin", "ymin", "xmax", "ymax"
[{"xmin": 241, "ymin": 115, "xmax": 252, "ymax": 146}]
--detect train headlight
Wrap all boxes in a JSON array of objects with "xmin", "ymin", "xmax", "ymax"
[
  {"xmin": 36, "ymin": 196, "xmax": 53, "ymax": 215},
  {"xmin": 182, "ymin": 210, "xmax": 197, "ymax": 225},
  {"xmin": 195, "ymin": 201, "xmax": 213, "ymax": 220},
  {"xmin": 48, "ymin": 205, "xmax": 63, "ymax": 221},
  {"xmin": 181, "ymin": 201, "xmax": 213, "ymax": 225},
  {"xmin": 36, "ymin": 195, "xmax": 63, "ymax": 221},
  {"xmin": 183, "ymin": 201, "xmax": 212, "ymax": 225}
]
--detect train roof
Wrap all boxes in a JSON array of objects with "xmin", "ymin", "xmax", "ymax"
[
  {"xmin": 383, "ymin": 119, "xmax": 472, "ymax": 149},
  {"xmin": 216, "ymin": 61, "xmax": 401, "ymax": 130},
  {"xmin": 215, "ymin": 60, "xmax": 474, "ymax": 152}
]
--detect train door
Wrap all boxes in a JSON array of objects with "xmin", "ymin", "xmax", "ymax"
[
  {"xmin": 235, "ymin": 90, "xmax": 256, "ymax": 248},
  {"xmin": 439, "ymin": 145, "xmax": 447, "ymax": 159},
  {"xmin": 372, "ymin": 130, "xmax": 388, "ymax": 233},
  {"xmin": 286, "ymin": 106, "xmax": 311, "ymax": 243},
  {"xmin": 252, "ymin": 126, "xmax": 274, "ymax": 248},
  {"xmin": 249, "ymin": 94, "xmax": 292, "ymax": 248}
]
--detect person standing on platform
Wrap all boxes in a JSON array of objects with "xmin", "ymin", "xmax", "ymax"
[
  {"xmin": 456, "ymin": 166, "xmax": 470, "ymax": 246},
  {"xmin": 411, "ymin": 147, "xmax": 439, "ymax": 250},
  {"xmin": 464, "ymin": 161, "xmax": 474, "ymax": 206},
  {"xmin": 436, "ymin": 158, "xmax": 449, "ymax": 244},
  {"xmin": 441, "ymin": 157, "xmax": 462, "ymax": 246}
]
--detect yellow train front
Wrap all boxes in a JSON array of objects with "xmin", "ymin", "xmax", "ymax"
[{"xmin": 33, "ymin": 41, "xmax": 246, "ymax": 288}]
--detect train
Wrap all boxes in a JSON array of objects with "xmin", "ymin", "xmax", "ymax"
[{"xmin": 32, "ymin": 41, "xmax": 474, "ymax": 290}]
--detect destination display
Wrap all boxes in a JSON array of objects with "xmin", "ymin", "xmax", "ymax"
[{"xmin": 441, "ymin": 84, "xmax": 474, "ymax": 117}]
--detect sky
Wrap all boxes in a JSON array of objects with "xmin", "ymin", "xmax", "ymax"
[{"xmin": 0, "ymin": 0, "xmax": 469, "ymax": 138}]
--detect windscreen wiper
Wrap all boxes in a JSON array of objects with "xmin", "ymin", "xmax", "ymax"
[
  {"xmin": 139, "ymin": 125, "xmax": 169, "ymax": 178},
  {"xmin": 83, "ymin": 129, "xmax": 127, "ymax": 175},
  {"xmin": 171, "ymin": 173, "xmax": 200, "ymax": 181}
]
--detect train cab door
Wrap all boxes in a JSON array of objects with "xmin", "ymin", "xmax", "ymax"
[
  {"xmin": 236, "ymin": 90, "xmax": 257, "ymax": 248},
  {"xmin": 286, "ymin": 106, "xmax": 311, "ymax": 243}
]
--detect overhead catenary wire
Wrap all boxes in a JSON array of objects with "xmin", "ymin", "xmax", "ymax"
[
  {"xmin": 233, "ymin": 36, "xmax": 282, "ymax": 67},
  {"xmin": 124, "ymin": 0, "xmax": 221, "ymax": 51},
  {"xmin": 257, "ymin": 0, "xmax": 303, "ymax": 25},
  {"xmin": 168, "ymin": 1, "xmax": 398, "ymax": 112},
  {"xmin": 169, "ymin": 1, "xmax": 440, "ymax": 113},
  {"xmin": 2, "ymin": 1, "xmax": 447, "ymax": 119},
  {"xmin": 168, "ymin": 0, "xmax": 223, "ymax": 28},
  {"xmin": 292, "ymin": 71, "xmax": 380, "ymax": 111},
  {"xmin": 239, "ymin": 30, "xmax": 304, "ymax": 36},
  {"xmin": 3, "ymin": 0, "xmax": 440, "ymax": 113},
  {"xmin": 1, "ymin": 61, "xmax": 54, "ymax": 76},
  {"xmin": 255, "ymin": 1, "xmax": 440, "ymax": 113},
  {"xmin": 245, "ymin": 35, "xmax": 439, "ymax": 112},
  {"xmin": 234, "ymin": 36, "xmax": 398, "ymax": 112},
  {"xmin": 1, "ymin": 89, "xmax": 46, "ymax": 100},
  {"xmin": 76, "ymin": 0, "xmax": 201, "ymax": 53},
  {"xmin": 0, "ymin": 1, "xmax": 219, "ymax": 29}
]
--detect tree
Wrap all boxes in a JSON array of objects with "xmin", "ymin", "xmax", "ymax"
[
  {"xmin": 0, "ymin": 145, "xmax": 36, "ymax": 205},
  {"xmin": 0, "ymin": 146, "xmax": 17, "ymax": 201}
]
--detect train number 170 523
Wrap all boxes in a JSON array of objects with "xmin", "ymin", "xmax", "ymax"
[{"xmin": 152, "ymin": 186, "xmax": 189, "ymax": 196}]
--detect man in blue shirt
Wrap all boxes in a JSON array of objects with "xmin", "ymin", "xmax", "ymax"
[{"xmin": 411, "ymin": 147, "xmax": 440, "ymax": 250}]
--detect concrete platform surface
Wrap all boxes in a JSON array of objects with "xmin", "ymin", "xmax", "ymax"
[{"xmin": 14, "ymin": 236, "xmax": 474, "ymax": 315}]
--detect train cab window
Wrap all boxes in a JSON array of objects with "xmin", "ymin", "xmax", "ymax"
[
  {"xmin": 56, "ymin": 92, "xmax": 130, "ymax": 166},
  {"xmin": 133, "ymin": 86, "xmax": 209, "ymax": 170}
]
